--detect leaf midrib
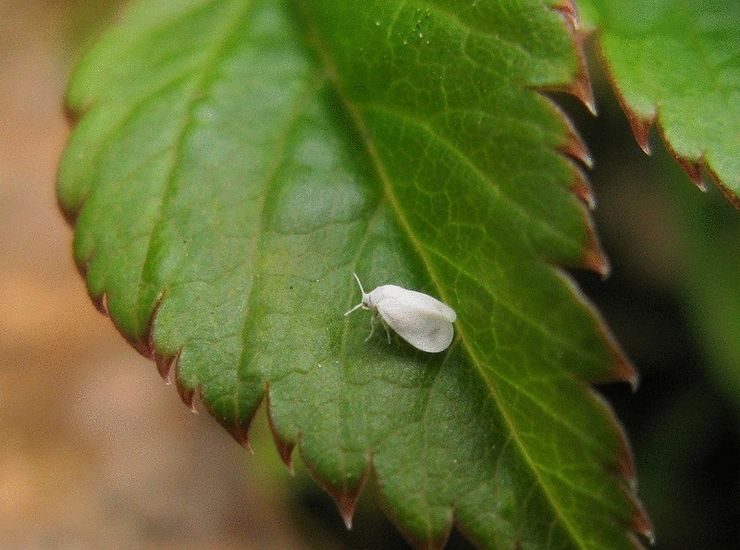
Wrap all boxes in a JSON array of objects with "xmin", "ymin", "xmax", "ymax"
[{"xmin": 293, "ymin": 1, "xmax": 588, "ymax": 547}]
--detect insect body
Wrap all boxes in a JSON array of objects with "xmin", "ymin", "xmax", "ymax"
[{"xmin": 344, "ymin": 273, "xmax": 457, "ymax": 353}]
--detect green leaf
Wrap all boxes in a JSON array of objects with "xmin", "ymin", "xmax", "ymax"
[
  {"xmin": 58, "ymin": 0, "xmax": 650, "ymax": 547},
  {"xmin": 578, "ymin": 0, "xmax": 740, "ymax": 204}
]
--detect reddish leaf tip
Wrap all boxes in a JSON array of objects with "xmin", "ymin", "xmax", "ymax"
[
  {"xmin": 333, "ymin": 486, "xmax": 362, "ymax": 530},
  {"xmin": 265, "ymin": 389, "xmax": 296, "ymax": 473},
  {"xmin": 595, "ymin": 43, "xmax": 655, "ymax": 155},
  {"xmin": 571, "ymin": 73, "xmax": 597, "ymax": 116},
  {"xmin": 631, "ymin": 504, "xmax": 655, "ymax": 546},
  {"xmin": 581, "ymin": 235, "xmax": 611, "ymax": 277},
  {"xmin": 155, "ymin": 349, "xmax": 179, "ymax": 384},
  {"xmin": 551, "ymin": 0, "xmax": 579, "ymax": 29},
  {"xmin": 671, "ymin": 153, "xmax": 707, "ymax": 191},
  {"xmin": 609, "ymin": 355, "xmax": 639, "ymax": 390},
  {"xmin": 272, "ymin": 429, "xmax": 296, "ymax": 473},
  {"xmin": 627, "ymin": 112, "xmax": 653, "ymax": 155},
  {"xmin": 95, "ymin": 291, "xmax": 110, "ymax": 316},
  {"xmin": 543, "ymin": 1, "xmax": 596, "ymax": 114},
  {"xmin": 563, "ymin": 126, "xmax": 594, "ymax": 169},
  {"xmin": 299, "ymin": 450, "xmax": 369, "ymax": 532},
  {"xmin": 228, "ymin": 426, "xmax": 254, "ymax": 454},
  {"xmin": 175, "ymin": 376, "xmax": 202, "ymax": 414},
  {"xmin": 570, "ymin": 166, "xmax": 596, "ymax": 209}
]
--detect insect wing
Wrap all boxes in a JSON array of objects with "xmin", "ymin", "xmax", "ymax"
[
  {"xmin": 369, "ymin": 286, "xmax": 456, "ymax": 322},
  {"xmin": 376, "ymin": 293, "xmax": 454, "ymax": 353}
]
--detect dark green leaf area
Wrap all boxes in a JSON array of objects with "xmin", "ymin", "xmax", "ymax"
[{"xmin": 59, "ymin": 0, "xmax": 648, "ymax": 547}]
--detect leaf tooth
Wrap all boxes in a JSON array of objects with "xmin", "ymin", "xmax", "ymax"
[
  {"xmin": 569, "ymin": 162, "xmax": 596, "ymax": 210},
  {"xmin": 144, "ymin": 288, "xmax": 167, "ymax": 351},
  {"xmin": 334, "ymin": 485, "xmax": 362, "ymax": 530},
  {"xmin": 591, "ymin": 389, "xmax": 654, "ymax": 547},
  {"xmin": 203, "ymin": 390, "xmax": 262, "ymax": 452},
  {"xmin": 265, "ymin": 389, "xmax": 296, "ymax": 474},
  {"xmin": 580, "ymin": 221, "xmax": 611, "ymax": 277},
  {"xmin": 541, "ymin": 92, "xmax": 595, "ymax": 171},
  {"xmin": 550, "ymin": 0, "xmax": 580, "ymax": 31},
  {"xmin": 618, "ymin": 466, "xmax": 654, "ymax": 547},
  {"xmin": 264, "ymin": 388, "xmax": 367, "ymax": 519},
  {"xmin": 708, "ymin": 166, "xmax": 740, "ymax": 209},
  {"xmin": 182, "ymin": 386, "xmax": 201, "ymax": 415},
  {"xmin": 596, "ymin": 44, "xmax": 656, "ymax": 156},
  {"xmin": 562, "ymin": 120, "xmax": 594, "ymax": 169},
  {"xmin": 324, "ymin": 474, "xmax": 366, "ymax": 530},
  {"xmin": 94, "ymin": 290, "xmax": 110, "ymax": 316},
  {"xmin": 216, "ymin": 407, "xmax": 257, "ymax": 452},
  {"xmin": 564, "ymin": 58, "xmax": 596, "ymax": 115},
  {"xmin": 577, "ymin": 282, "xmax": 639, "ymax": 389},
  {"xmin": 629, "ymin": 503, "xmax": 655, "ymax": 547},
  {"xmin": 173, "ymin": 365, "xmax": 202, "ymax": 415},
  {"xmin": 628, "ymin": 113, "xmax": 654, "ymax": 155},
  {"xmin": 550, "ymin": 1, "xmax": 596, "ymax": 115},
  {"xmin": 300, "ymin": 451, "xmax": 369, "ymax": 531},
  {"xmin": 604, "ymin": 351, "xmax": 639, "ymax": 390},
  {"xmin": 154, "ymin": 348, "xmax": 179, "ymax": 384},
  {"xmin": 663, "ymin": 142, "xmax": 707, "ymax": 192}
]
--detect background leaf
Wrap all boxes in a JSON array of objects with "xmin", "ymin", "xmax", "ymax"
[
  {"xmin": 58, "ymin": 0, "xmax": 650, "ymax": 547},
  {"xmin": 578, "ymin": 0, "xmax": 740, "ymax": 204}
]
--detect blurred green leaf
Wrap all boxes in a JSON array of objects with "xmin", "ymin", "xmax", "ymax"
[
  {"xmin": 58, "ymin": 0, "xmax": 649, "ymax": 547},
  {"xmin": 580, "ymin": 0, "xmax": 740, "ymax": 203},
  {"xmin": 665, "ymin": 154, "xmax": 740, "ymax": 411}
]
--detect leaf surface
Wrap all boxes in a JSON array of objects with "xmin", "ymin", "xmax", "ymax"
[
  {"xmin": 579, "ymin": 0, "xmax": 740, "ymax": 204},
  {"xmin": 59, "ymin": 0, "xmax": 650, "ymax": 547}
]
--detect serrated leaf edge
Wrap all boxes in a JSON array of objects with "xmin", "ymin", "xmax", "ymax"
[{"xmin": 592, "ymin": 31, "xmax": 740, "ymax": 209}]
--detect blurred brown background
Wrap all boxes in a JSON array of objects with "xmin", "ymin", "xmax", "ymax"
[
  {"xmin": 1, "ymin": 1, "xmax": 738, "ymax": 549},
  {"xmin": 0, "ymin": 2, "xmax": 306, "ymax": 547}
]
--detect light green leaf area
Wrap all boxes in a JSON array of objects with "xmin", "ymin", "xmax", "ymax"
[
  {"xmin": 59, "ymin": 1, "xmax": 648, "ymax": 547},
  {"xmin": 579, "ymin": 0, "xmax": 740, "ymax": 203}
]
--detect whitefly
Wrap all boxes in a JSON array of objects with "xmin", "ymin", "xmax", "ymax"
[{"xmin": 344, "ymin": 273, "xmax": 456, "ymax": 353}]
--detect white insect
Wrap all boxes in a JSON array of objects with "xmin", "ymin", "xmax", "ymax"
[{"xmin": 344, "ymin": 273, "xmax": 457, "ymax": 353}]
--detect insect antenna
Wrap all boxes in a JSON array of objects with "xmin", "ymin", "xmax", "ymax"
[
  {"xmin": 344, "ymin": 273, "xmax": 367, "ymax": 316},
  {"xmin": 352, "ymin": 272, "xmax": 365, "ymax": 294},
  {"xmin": 344, "ymin": 302, "xmax": 364, "ymax": 316}
]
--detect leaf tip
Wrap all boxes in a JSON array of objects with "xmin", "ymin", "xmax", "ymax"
[
  {"xmin": 174, "ymin": 374, "xmax": 202, "ymax": 414},
  {"xmin": 548, "ymin": 1, "xmax": 597, "ymax": 115},
  {"xmin": 336, "ymin": 491, "xmax": 359, "ymax": 530},
  {"xmin": 610, "ymin": 354, "xmax": 640, "ymax": 391},
  {"xmin": 563, "ymin": 127, "xmax": 594, "ymax": 169},
  {"xmin": 550, "ymin": 0, "xmax": 579, "ymax": 29},
  {"xmin": 581, "ymin": 234, "xmax": 611, "ymax": 277},
  {"xmin": 595, "ymin": 43, "xmax": 655, "ymax": 155},
  {"xmin": 630, "ymin": 502, "xmax": 655, "ymax": 547},
  {"xmin": 550, "ymin": 99, "xmax": 594, "ymax": 169},
  {"xmin": 224, "ymin": 417, "xmax": 255, "ymax": 451},
  {"xmin": 593, "ymin": 320, "xmax": 638, "ymax": 388},
  {"xmin": 570, "ymin": 165, "xmax": 596, "ymax": 209},
  {"xmin": 155, "ymin": 349, "xmax": 180, "ymax": 384},
  {"xmin": 301, "ymin": 451, "xmax": 369, "ymax": 532},
  {"xmin": 265, "ymin": 388, "xmax": 297, "ymax": 473},
  {"xmin": 94, "ymin": 291, "xmax": 110, "ymax": 316},
  {"xmin": 666, "ymin": 146, "xmax": 707, "ymax": 192},
  {"xmin": 590, "ymin": 389, "xmax": 654, "ymax": 547}
]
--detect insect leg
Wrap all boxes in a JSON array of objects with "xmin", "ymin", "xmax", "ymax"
[{"xmin": 364, "ymin": 312, "xmax": 376, "ymax": 342}]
